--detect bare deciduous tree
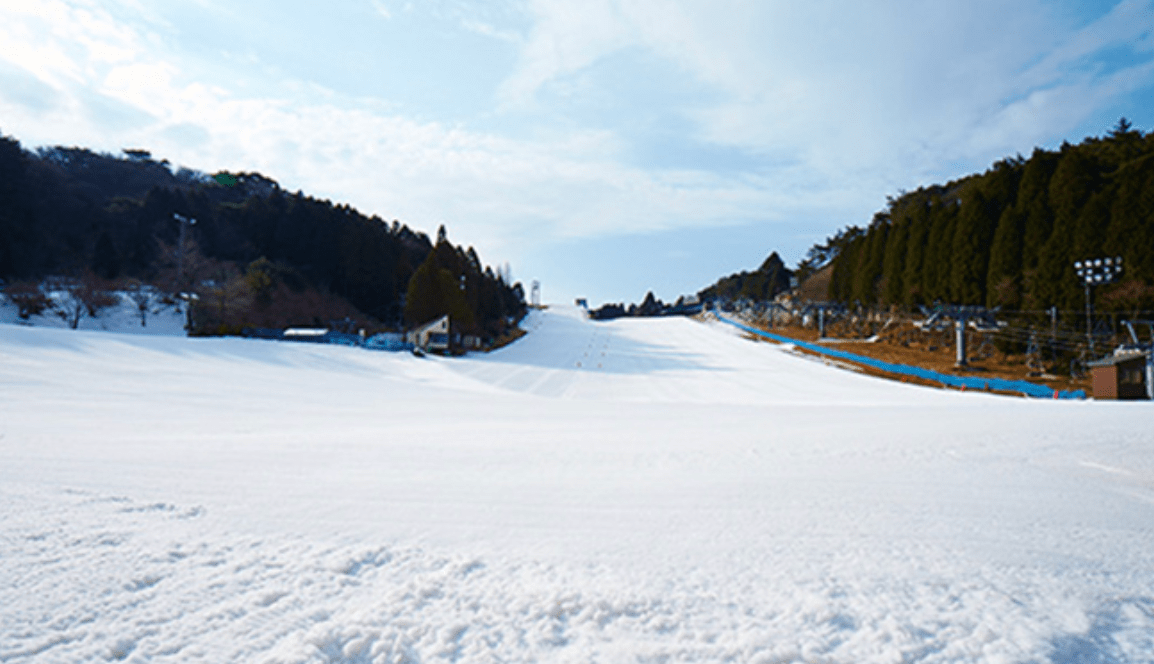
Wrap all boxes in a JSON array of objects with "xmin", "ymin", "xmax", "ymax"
[
  {"xmin": 122, "ymin": 278, "xmax": 153, "ymax": 327},
  {"xmin": 51, "ymin": 274, "xmax": 118, "ymax": 329},
  {"xmin": 4, "ymin": 281, "xmax": 53, "ymax": 320}
]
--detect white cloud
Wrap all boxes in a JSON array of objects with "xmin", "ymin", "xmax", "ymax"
[
  {"xmin": 499, "ymin": 0, "xmax": 1154, "ymax": 191},
  {"xmin": 0, "ymin": 0, "xmax": 1152, "ymax": 286},
  {"xmin": 498, "ymin": 0, "xmax": 636, "ymax": 105},
  {"xmin": 0, "ymin": 0, "xmax": 817, "ymax": 257}
]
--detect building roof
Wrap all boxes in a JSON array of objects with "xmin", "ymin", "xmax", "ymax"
[
  {"xmin": 413, "ymin": 315, "xmax": 448, "ymax": 331},
  {"xmin": 1086, "ymin": 350, "xmax": 1151, "ymax": 368},
  {"xmin": 284, "ymin": 328, "xmax": 328, "ymax": 337}
]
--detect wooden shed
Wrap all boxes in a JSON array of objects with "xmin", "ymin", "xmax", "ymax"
[{"xmin": 1087, "ymin": 352, "xmax": 1151, "ymax": 400}]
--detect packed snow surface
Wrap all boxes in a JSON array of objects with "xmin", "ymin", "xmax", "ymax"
[{"xmin": 2, "ymin": 306, "xmax": 1153, "ymax": 663}]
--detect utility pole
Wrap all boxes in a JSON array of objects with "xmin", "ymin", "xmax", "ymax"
[{"xmin": 1073, "ymin": 257, "xmax": 1123, "ymax": 356}]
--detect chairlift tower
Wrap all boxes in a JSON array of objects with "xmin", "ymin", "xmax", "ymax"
[
  {"xmin": 762, "ymin": 302, "xmax": 789, "ymax": 328},
  {"xmin": 802, "ymin": 302, "xmax": 843, "ymax": 339},
  {"xmin": 918, "ymin": 305, "xmax": 1001, "ymax": 367},
  {"xmin": 1074, "ymin": 256, "xmax": 1122, "ymax": 356}
]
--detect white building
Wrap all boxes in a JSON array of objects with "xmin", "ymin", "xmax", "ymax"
[{"xmin": 406, "ymin": 315, "xmax": 450, "ymax": 352}]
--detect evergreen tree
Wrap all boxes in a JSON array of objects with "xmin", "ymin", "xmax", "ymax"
[
  {"xmin": 404, "ymin": 251, "xmax": 474, "ymax": 329},
  {"xmin": 880, "ymin": 214, "xmax": 908, "ymax": 304},
  {"xmin": 900, "ymin": 195, "xmax": 931, "ymax": 305},
  {"xmin": 985, "ymin": 206, "xmax": 1024, "ymax": 308},
  {"xmin": 830, "ymin": 233, "xmax": 866, "ymax": 302},
  {"xmin": 1036, "ymin": 147, "xmax": 1101, "ymax": 312},
  {"xmin": 850, "ymin": 214, "xmax": 888, "ymax": 304},
  {"xmin": 950, "ymin": 187, "xmax": 997, "ymax": 304},
  {"xmin": 922, "ymin": 196, "xmax": 957, "ymax": 302},
  {"xmin": 1071, "ymin": 189, "xmax": 1111, "ymax": 261},
  {"xmin": 0, "ymin": 132, "xmax": 29, "ymax": 278},
  {"xmin": 1018, "ymin": 149, "xmax": 1060, "ymax": 272},
  {"xmin": 1103, "ymin": 153, "xmax": 1154, "ymax": 304},
  {"xmin": 91, "ymin": 231, "xmax": 120, "ymax": 280}
]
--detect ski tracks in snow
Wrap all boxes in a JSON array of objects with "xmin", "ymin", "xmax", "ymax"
[{"xmin": 4, "ymin": 487, "xmax": 1154, "ymax": 663}]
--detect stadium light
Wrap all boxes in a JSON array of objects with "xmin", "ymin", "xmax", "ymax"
[{"xmin": 1073, "ymin": 256, "xmax": 1123, "ymax": 355}]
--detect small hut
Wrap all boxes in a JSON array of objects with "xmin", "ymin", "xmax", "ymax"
[
  {"xmin": 1087, "ymin": 351, "xmax": 1152, "ymax": 400},
  {"xmin": 406, "ymin": 315, "xmax": 450, "ymax": 352}
]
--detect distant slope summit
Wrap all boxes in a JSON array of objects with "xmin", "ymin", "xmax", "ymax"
[{"xmin": 698, "ymin": 251, "xmax": 794, "ymax": 303}]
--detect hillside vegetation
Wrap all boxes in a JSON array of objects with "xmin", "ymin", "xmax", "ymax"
[
  {"xmin": 814, "ymin": 119, "xmax": 1154, "ymax": 315},
  {"xmin": 0, "ymin": 131, "xmax": 524, "ymax": 339}
]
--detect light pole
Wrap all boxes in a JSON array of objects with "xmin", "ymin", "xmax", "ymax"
[
  {"xmin": 173, "ymin": 213, "xmax": 197, "ymax": 288},
  {"xmin": 173, "ymin": 213, "xmax": 196, "ymax": 329},
  {"xmin": 1073, "ymin": 256, "xmax": 1123, "ymax": 356}
]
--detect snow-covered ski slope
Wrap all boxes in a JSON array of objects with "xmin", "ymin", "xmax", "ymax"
[{"xmin": 2, "ymin": 306, "xmax": 1153, "ymax": 663}]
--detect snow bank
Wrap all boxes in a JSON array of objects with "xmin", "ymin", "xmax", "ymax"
[{"xmin": 2, "ymin": 307, "xmax": 1153, "ymax": 663}]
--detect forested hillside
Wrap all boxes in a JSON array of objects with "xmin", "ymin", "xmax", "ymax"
[
  {"xmin": 0, "ymin": 131, "xmax": 524, "ymax": 338},
  {"xmin": 816, "ymin": 120, "xmax": 1154, "ymax": 315}
]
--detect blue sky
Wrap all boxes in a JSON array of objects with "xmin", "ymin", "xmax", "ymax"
[{"xmin": 1, "ymin": 0, "xmax": 1152, "ymax": 306}]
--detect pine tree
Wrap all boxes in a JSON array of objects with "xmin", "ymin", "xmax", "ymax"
[
  {"xmin": 950, "ymin": 187, "xmax": 997, "ymax": 304},
  {"xmin": 849, "ymin": 215, "xmax": 888, "ymax": 304},
  {"xmin": 830, "ymin": 236, "xmax": 859, "ymax": 301},
  {"xmin": 91, "ymin": 231, "xmax": 120, "ymax": 280},
  {"xmin": 900, "ymin": 195, "xmax": 931, "ymax": 305},
  {"xmin": 0, "ymin": 132, "xmax": 27, "ymax": 278},
  {"xmin": 1072, "ymin": 189, "xmax": 1111, "ymax": 260},
  {"xmin": 1104, "ymin": 154, "xmax": 1154, "ymax": 299},
  {"xmin": 1036, "ymin": 147, "xmax": 1101, "ymax": 312},
  {"xmin": 1018, "ymin": 149, "xmax": 1060, "ymax": 272},
  {"xmin": 922, "ymin": 197, "xmax": 957, "ymax": 302},
  {"xmin": 880, "ymin": 216, "xmax": 908, "ymax": 304},
  {"xmin": 985, "ymin": 207, "xmax": 1024, "ymax": 308},
  {"xmin": 404, "ymin": 251, "xmax": 475, "ymax": 329}
]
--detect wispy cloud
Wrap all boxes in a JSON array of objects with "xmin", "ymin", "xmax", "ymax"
[{"xmin": 370, "ymin": 0, "xmax": 391, "ymax": 20}]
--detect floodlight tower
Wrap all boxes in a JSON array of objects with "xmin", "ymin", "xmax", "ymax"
[
  {"xmin": 173, "ymin": 213, "xmax": 196, "ymax": 288},
  {"xmin": 1073, "ymin": 256, "xmax": 1123, "ymax": 356}
]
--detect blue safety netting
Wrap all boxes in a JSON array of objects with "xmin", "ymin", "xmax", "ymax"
[{"xmin": 716, "ymin": 314, "xmax": 1086, "ymax": 400}]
